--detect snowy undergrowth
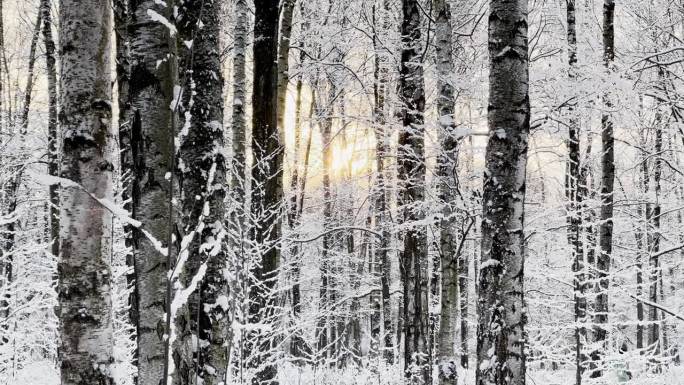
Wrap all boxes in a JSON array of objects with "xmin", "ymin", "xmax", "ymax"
[
  {"xmin": 14, "ymin": 361, "xmax": 59, "ymax": 385},
  {"xmin": 12, "ymin": 362, "xmax": 684, "ymax": 384},
  {"xmin": 527, "ymin": 366, "xmax": 684, "ymax": 385},
  {"xmin": 275, "ymin": 363, "xmax": 404, "ymax": 385}
]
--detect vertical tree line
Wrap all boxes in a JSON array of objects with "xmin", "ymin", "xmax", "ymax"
[
  {"xmin": 476, "ymin": 1, "xmax": 530, "ymax": 385},
  {"xmin": 57, "ymin": 0, "xmax": 115, "ymax": 383},
  {"xmin": 7, "ymin": 0, "xmax": 684, "ymax": 384}
]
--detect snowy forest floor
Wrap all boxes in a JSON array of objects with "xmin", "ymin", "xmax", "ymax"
[{"xmin": 15, "ymin": 361, "xmax": 684, "ymax": 385}]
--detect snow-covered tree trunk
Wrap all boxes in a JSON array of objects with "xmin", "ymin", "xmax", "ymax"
[
  {"xmin": 112, "ymin": 0, "xmax": 137, "ymax": 345},
  {"xmin": 459, "ymin": 223, "xmax": 471, "ymax": 369},
  {"xmin": 371, "ymin": 0, "xmax": 395, "ymax": 364},
  {"xmin": 286, "ymin": 2, "xmax": 308, "ymax": 360},
  {"xmin": 19, "ymin": 12, "xmax": 41, "ymax": 133},
  {"xmin": 277, "ymin": 0, "xmax": 296, "ymax": 132},
  {"xmin": 476, "ymin": 0, "xmax": 530, "ymax": 384},
  {"xmin": 249, "ymin": 0, "xmax": 282, "ymax": 382},
  {"xmin": 230, "ymin": 0, "xmax": 248, "ymax": 238},
  {"xmin": 635, "ymin": 145, "xmax": 646, "ymax": 351},
  {"xmin": 647, "ymin": 74, "xmax": 663, "ymax": 354},
  {"xmin": 42, "ymin": 0, "xmax": 59, "ymax": 263},
  {"xmin": 124, "ymin": 0, "xmax": 179, "ymax": 383},
  {"xmin": 399, "ymin": 0, "xmax": 430, "ymax": 382},
  {"xmin": 433, "ymin": 0, "xmax": 459, "ymax": 383},
  {"xmin": 171, "ymin": 1, "xmax": 229, "ymax": 383},
  {"xmin": 114, "ymin": 0, "xmax": 131, "ymax": 196},
  {"xmin": 593, "ymin": 0, "xmax": 614, "ymax": 373},
  {"xmin": 57, "ymin": 0, "xmax": 115, "ymax": 383},
  {"xmin": 229, "ymin": 0, "xmax": 249, "ymax": 370},
  {"xmin": 565, "ymin": 1, "xmax": 586, "ymax": 384}
]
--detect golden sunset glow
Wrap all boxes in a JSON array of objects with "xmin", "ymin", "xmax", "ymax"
[{"xmin": 283, "ymin": 84, "xmax": 375, "ymax": 187}]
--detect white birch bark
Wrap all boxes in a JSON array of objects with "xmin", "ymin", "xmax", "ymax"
[
  {"xmin": 57, "ymin": 0, "xmax": 115, "ymax": 383},
  {"xmin": 227, "ymin": 0, "xmax": 249, "ymax": 371},
  {"xmin": 476, "ymin": 1, "xmax": 530, "ymax": 384},
  {"xmin": 433, "ymin": 0, "xmax": 459, "ymax": 383},
  {"xmin": 42, "ymin": 0, "xmax": 59, "ymax": 263}
]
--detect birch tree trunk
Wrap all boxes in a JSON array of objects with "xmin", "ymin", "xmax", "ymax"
[
  {"xmin": 593, "ymin": 1, "xmax": 615, "ymax": 375},
  {"xmin": 57, "ymin": 0, "xmax": 115, "ymax": 383},
  {"xmin": 249, "ymin": 0, "xmax": 282, "ymax": 382},
  {"xmin": 124, "ymin": 0, "xmax": 178, "ymax": 383},
  {"xmin": 399, "ymin": 0, "xmax": 429, "ymax": 382},
  {"xmin": 433, "ymin": 0, "xmax": 458, "ymax": 383},
  {"xmin": 476, "ymin": 1, "xmax": 530, "ymax": 384},
  {"xmin": 40, "ymin": 0, "xmax": 59, "ymax": 264},
  {"xmin": 171, "ymin": 1, "xmax": 229, "ymax": 383},
  {"xmin": 229, "ymin": 0, "xmax": 249, "ymax": 369}
]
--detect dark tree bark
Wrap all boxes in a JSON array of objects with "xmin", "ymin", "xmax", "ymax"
[
  {"xmin": 635, "ymin": 126, "xmax": 650, "ymax": 355},
  {"xmin": 41, "ymin": 0, "xmax": 59, "ymax": 264},
  {"xmin": 647, "ymin": 71, "xmax": 664, "ymax": 356},
  {"xmin": 565, "ymin": 1, "xmax": 587, "ymax": 384},
  {"xmin": 57, "ymin": 0, "xmax": 115, "ymax": 383},
  {"xmin": 398, "ymin": 0, "xmax": 430, "ymax": 382},
  {"xmin": 112, "ymin": 1, "xmax": 139, "ymax": 372},
  {"xmin": 593, "ymin": 0, "xmax": 615, "ymax": 376},
  {"xmin": 476, "ymin": 1, "xmax": 530, "ymax": 385},
  {"xmin": 249, "ymin": 0, "xmax": 282, "ymax": 383},
  {"xmin": 635, "ymin": 175, "xmax": 645, "ymax": 352},
  {"xmin": 459, "ymin": 222, "xmax": 471, "ymax": 369},
  {"xmin": 433, "ymin": 0, "xmax": 459, "ymax": 383},
  {"xmin": 228, "ymin": 0, "xmax": 249, "ymax": 370},
  {"xmin": 123, "ymin": 0, "xmax": 178, "ymax": 383},
  {"xmin": 19, "ymin": 11, "xmax": 41, "ymax": 134},
  {"xmin": 277, "ymin": 0, "xmax": 297, "ymax": 132},
  {"xmin": 171, "ymin": 1, "xmax": 229, "ymax": 384}
]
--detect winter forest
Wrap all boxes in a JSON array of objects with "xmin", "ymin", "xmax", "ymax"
[{"xmin": 0, "ymin": 0, "xmax": 683, "ymax": 384}]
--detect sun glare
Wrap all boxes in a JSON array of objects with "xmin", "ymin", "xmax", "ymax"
[{"xmin": 283, "ymin": 84, "xmax": 375, "ymax": 186}]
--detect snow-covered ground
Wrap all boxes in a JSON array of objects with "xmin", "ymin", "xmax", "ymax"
[{"xmin": 11, "ymin": 361, "xmax": 684, "ymax": 385}]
